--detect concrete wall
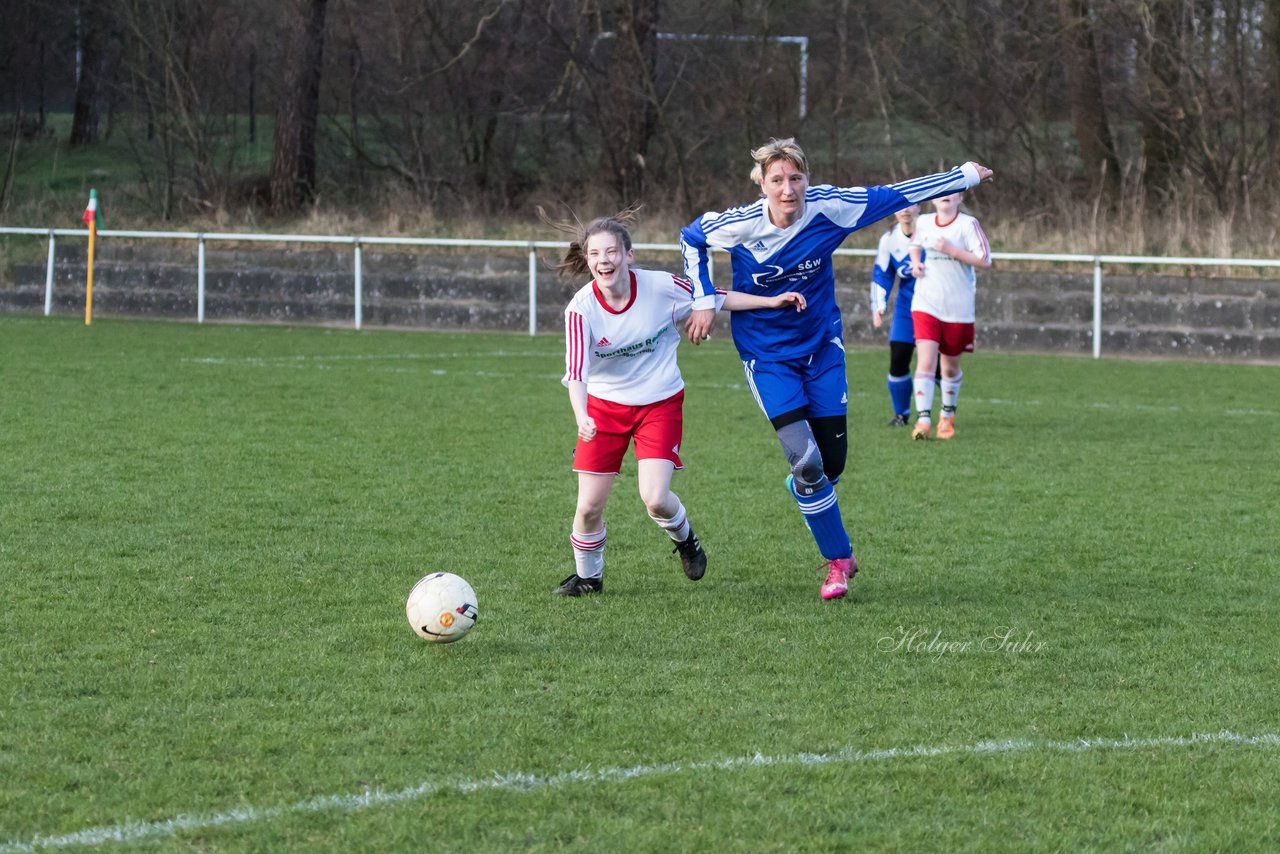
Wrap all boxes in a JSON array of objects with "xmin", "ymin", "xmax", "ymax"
[{"xmin": 2, "ymin": 243, "xmax": 1278, "ymax": 361}]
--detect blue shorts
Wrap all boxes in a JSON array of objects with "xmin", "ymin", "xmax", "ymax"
[
  {"xmin": 742, "ymin": 338, "xmax": 848, "ymax": 421},
  {"xmin": 888, "ymin": 302, "xmax": 916, "ymax": 345},
  {"xmin": 887, "ymin": 284, "xmax": 917, "ymax": 345}
]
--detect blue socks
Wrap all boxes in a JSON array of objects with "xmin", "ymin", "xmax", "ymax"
[
  {"xmin": 787, "ymin": 476, "xmax": 852, "ymax": 561},
  {"xmin": 888, "ymin": 373, "xmax": 912, "ymax": 418}
]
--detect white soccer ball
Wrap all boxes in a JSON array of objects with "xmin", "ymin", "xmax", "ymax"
[{"xmin": 405, "ymin": 572, "xmax": 478, "ymax": 643}]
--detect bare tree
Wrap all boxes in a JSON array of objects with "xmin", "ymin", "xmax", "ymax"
[
  {"xmin": 70, "ymin": 0, "xmax": 112, "ymax": 146},
  {"xmin": 1057, "ymin": 0, "xmax": 1121, "ymax": 200},
  {"xmin": 271, "ymin": 0, "xmax": 329, "ymax": 212}
]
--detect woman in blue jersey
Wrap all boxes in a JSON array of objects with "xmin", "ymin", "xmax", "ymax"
[
  {"xmin": 680, "ymin": 138, "xmax": 992, "ymax": 600},
  {"xmin": 871, "ymin": 203, "xmax": 924, "ymax": 426}
]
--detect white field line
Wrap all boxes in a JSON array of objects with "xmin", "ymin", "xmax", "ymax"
[{"xmin": 3, "ymin": 730, "xmax": 1277, "ymax": 852}]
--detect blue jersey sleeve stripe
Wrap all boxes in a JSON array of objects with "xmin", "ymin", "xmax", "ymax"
[
  {"xmin": 678, "ymin": 234, "xmax": 717, "ymax": 298},
  {"xmin": 890, "ymin": 167, "xmax": 969, "ymax": 200},
  {"xmin": 699, "ymin": 200, "xmax": 764, "ymax": 233},
  {"xmin": 809, "ymin": 186, "xmax": 868, "ymax": 203}
]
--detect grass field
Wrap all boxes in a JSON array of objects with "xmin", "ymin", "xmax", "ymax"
[{"xmin": 2, "ymin": 315, "xmax": 1279, "ymax": 851}]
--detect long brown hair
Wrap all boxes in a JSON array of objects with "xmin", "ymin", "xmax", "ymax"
[{"xmin": 538, "ymin": 203, "xmax": 642, "ymax": 279}]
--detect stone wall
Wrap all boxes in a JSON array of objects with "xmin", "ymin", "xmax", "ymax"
[{"xmin": 2, "ymin": 243, "xmax": 1278, "ymax": 361}]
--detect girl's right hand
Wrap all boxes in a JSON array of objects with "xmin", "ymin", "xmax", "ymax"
[
  {"xmin": 577, "ymin": 416, "xmax": 597, "ymax": 442},
  {"xmin": 772, "ymin": 291, "xmax": 807, "ymax": 312}
]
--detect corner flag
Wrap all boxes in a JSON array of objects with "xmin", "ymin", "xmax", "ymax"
[
  {"xmin": 82, "ymin": 189, "xmax": 102, "ymax": 228},
  {"xmin": 83, "ymin": 189, "xmax": 100, "ymax": 325}
]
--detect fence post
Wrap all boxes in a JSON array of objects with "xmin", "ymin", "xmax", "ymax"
[
  {"xmin": 197, "ymin": 234, "xmax": 206, "ymax": 323},
  {"xmin": 353, "ymin": 239, "xmax": 363, "ymax": 331},
  {"xmin": 1092, "ymin": 257, "xmax": 1103, "ymax": 359},
  {"xmin": 528, "ymin": 243, "xmax": 537, "ymax": 336},
  {"xmin": 44, "ymin": 230, "xmax": 56, "ymax": 316}
]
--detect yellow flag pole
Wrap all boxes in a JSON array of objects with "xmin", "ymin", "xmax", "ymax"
[
  {"xmin": 83, "ymin": 188, "xmax": 99, "ymax": 325},
  {"xmin": 84, "ymin": 220, "xmax": 96, "ymax": 325}
]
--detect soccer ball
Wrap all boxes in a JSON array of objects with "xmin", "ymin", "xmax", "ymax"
[{"xmin": 405, "ymin": 572, "xmax": 478, "ymax": 643}]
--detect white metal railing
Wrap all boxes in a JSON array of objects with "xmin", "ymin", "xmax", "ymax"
[{"xmin": 4, "ymin": 225, "xmax": 1280, "ymax": 358}]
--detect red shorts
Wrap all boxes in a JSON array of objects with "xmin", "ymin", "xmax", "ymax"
[
  {"xmin": 573, "ymin": 390, "xmax": 685, "ymax": 475},
  {"xmin": 911, "ymin": 311, "xmax": 975, "ymax": 357}
]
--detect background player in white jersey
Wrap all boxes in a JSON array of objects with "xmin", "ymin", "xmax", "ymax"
[
  {"xmin": 908, "ymin": 192, "xmax": 993, "ymax": 440},
  {"xmin": 680, "ymin": 138, "xmax": 993, "ymax": 599},
  {"xmin": 871, "ymin": 203, "xmax": 923, "ymax": 426},
  {"xmin": 555, "ymin": 211, "xmax": 806, "ymax": 596}
]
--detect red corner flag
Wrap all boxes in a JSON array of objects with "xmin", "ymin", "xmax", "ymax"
[{"xmin": 82, "ymin": 189, "xmax": 101, "ymax": 228}]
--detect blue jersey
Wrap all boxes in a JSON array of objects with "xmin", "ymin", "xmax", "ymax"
[
  {"xmin": 870, "ymin": 224, "xmax": 921, "ymax": 345},
  {"xmin": 680, "ymin": 164, "xmax": 981, "ymax": 361}
]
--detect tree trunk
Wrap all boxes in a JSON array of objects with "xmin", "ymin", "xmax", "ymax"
[
  {"xmin": 600, "ymin": 0, "xmax": 660, "ymax": 205},
  {"xmin": 69, "ymin": 0, "xmax": 106, "ymax": 146},
  {"xmin": 1266, "ymin": 0, "xmax": 1280, "ymax": 179},
  {"xmin": 271, "ymin": 0, "xmax": 329, "ymax": 212},
  {"xmin": 1057, "ymin": 0, "xmax": 1120, "ymax": 199},
  {"xmin": 1137, "ymin": 0, "xmax": 1186, "ymax": 195}
]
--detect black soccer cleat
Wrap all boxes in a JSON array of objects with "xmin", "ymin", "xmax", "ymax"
[
  {"xmin": 673, "ymin": 528, "xmax": 707, "ymax": 581},
  {"xmin": 554, "ymin": 573, "xmax": 603, "ymax": 596},
  {"xmin": 887, "ymin": 414, "xmax": 910, "ymax": 427}
]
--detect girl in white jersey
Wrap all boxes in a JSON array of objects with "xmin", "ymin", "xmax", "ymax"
[
  {"xmin": 907, "ymin": 192, "xmax": 993, "ymax": 440},
  {"xmin": 554, "ymin": 211, "xmax": 806, "ymax": 596}
]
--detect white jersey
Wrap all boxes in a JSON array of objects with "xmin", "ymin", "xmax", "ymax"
[
  {"xmin": 562, "ymin": 268, "xmax": 726, "ymax": 406},
  {"xmin": 910, "ymin": 212, "xmax": 991, "ymax": 323}
]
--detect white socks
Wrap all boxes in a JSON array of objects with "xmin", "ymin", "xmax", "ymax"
[
  {"xmin": 570, "ymin": 526, "xmax": 606, "ymax": 579},
  {"xmin": 940, "ymin": 371, "xmax": 963, "ymax": 416},
  {"xmin": 913, "ymin": 371, "xmax": 936, "ymax": 422},
  {"xmin": 648, "ymin": 497, "xmax": 691, "ymax": 543}
]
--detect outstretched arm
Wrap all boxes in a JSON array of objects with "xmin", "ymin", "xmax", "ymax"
[
  {"xmin": 721, "ymin": 290, "xmax": 807, "ymax": 313},
  {"xmin": 861, "ymin": 162, "xmax": 995, "ymax": 227}
]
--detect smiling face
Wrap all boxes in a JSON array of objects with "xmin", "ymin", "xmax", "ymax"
[
  {"xmin": 585, "ymin": 231, "xmax": 633, "ymax": 291},
  {"xmin": 759, "ymin": 158, "xmax": 809, "ymax": 228}
]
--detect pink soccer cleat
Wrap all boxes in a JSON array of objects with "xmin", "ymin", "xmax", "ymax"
[{"xmin": 820, "ymin": 557, "xmax": 858, "ymax": 600}]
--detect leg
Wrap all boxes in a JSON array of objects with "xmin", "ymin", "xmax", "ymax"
[
  {"xmin": 809, "ymin": 414, "xmax": 847, "ymax": 485},
  {"xmin": 638, "ymin": 458, "xmax": 706, "ymax": 580},
  {"xmin": 774, "ymin": 418, "xmax": 853, "ymax": 586},
  {"xmin": 886, "ymin": 340, "xmax": 915, "ymax": 424},
  {"xmin": 574, "ymin": 471, "xmax": 613, "ymax": 535},
  {"xmin": 559, "ymin": 472, "xmax": 612, "ymax": 593},
  {"xmin": 912, "ymin": 338, "xmax": 940, "ymax": 439},
  {"xmin": 637, "ymin": 457, "xmax": 679, "ymax": 520},
  {"xmin": 632, "ymin": 391, "xmax": 705, "ymax": 580},
  {"xmin": 936, "ymin": 353, "xmax": 963, "ymax": 439},
  {"xmin": 748, "ymin": 357, "xmax": 855, "ymax": 598}
]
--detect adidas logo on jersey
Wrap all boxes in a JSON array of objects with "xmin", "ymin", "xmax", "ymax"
[
  {"xmin": 596, "ymin": 337, "xmax": 611, "ymax": 347},
  {"xmin": 748, "ymin": 240, "xmax": 768, "ymax": 253}
]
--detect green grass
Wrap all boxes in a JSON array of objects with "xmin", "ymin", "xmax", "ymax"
[{"xmin": 2, "ymin": 316, "xmax": 1278, "ymax": 851}]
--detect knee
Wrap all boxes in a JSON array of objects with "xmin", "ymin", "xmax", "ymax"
[
  {"xmin": 791, "ymin": 453, "xmax": 826, "ymax": 488},
  {"xmin": 638, "ymin": 486, "xmax": 671, "ymax": 518}
]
